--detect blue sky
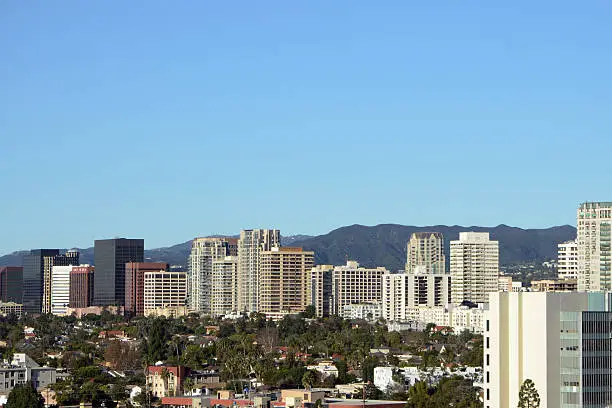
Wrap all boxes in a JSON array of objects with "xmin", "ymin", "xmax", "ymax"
[{"xmin": 1, "ymin": 1, "xmax": 611, "ymax": 254}]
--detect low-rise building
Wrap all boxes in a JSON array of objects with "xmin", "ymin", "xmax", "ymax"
[
  {"xmin": 530, "ymin": 278, "xmax": 577, "ymax": 292},
  {"xmin": 0, "ymin": 301, "xmax": 23, "ymax": 317},
  {"xmin": 305, "ymin": 362, "xmax": 339, "ymax": 379},
  {"xmin": 0, "ymin": 354, "xmax": 56, "ymax": 392},
  {"xmin": 341, "ymin": 303, "xmax": 382, "ymax": 321},
  {"xmin": 146, "ymin": 365, "xmax": 189, "ymax": 398}
]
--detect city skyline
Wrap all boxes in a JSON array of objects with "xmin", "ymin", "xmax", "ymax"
[{"xmin": 2, "ymin": 2, "xmax": 611, "ymax": 255}]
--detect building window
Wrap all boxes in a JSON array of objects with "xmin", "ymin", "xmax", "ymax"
[{"xmin": 486, "ymin": 337, "xmax": 490, "ymax": 348}]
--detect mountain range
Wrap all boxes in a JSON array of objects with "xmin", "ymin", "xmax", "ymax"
[{"xmin": 0, "ymin": 224, "xmax": 576, "ymax": 272}]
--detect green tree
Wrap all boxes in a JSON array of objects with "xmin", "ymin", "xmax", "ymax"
[
  {"xmin": 6, "ymin": 382, "xmax": 44, "ymax": 408},
  {"xmin": 406, "ymin": 381, "xmax": 430, "ymax": 408},
  {"xmin": 302, "ymin": 305, "xmax": 317, "ymax": 319},
  {"xmin": 302, "ymin": 370, "xmax": 318, "ymax": 389},
  {"xmin": 518, "ymin": 379, "xmax": 540, "ymax": 408}
]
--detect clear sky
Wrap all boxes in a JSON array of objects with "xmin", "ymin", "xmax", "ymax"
[{"xmin": 1, "ymin": 1, "xmax": 611, "ymax": 254}]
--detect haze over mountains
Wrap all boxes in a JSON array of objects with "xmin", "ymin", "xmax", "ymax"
[{"xmin": 0, "ymin": 224, "xmax": 576, "ymax": 272}]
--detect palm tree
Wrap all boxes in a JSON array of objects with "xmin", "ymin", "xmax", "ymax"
[
  {"xmin": 183, "ymin": 377, "xmax": 195, "ymax": 396},
  {"xmin": 161, "ymin": 367, "xmax": 171, "ymax": 396}
]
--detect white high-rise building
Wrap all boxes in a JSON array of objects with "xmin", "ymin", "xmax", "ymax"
[
  {"xmin": 210, "ymin": 256, "xmax": 238, "ymax": 317},
  {"xmin": 577, "ymin": 202, "xmax": 612, "ymax": 292},
  {"xmin": 381, "ymin": 272, "xmax": 451, "ymax": 322},
  {"xmin": 50, "ymin": 265, "xmax": 72, "ymax": 316},
  {"xmin": 237, "ymin": 229, "xmax": 281, "ymax": 313},
  {"xmin": 450, "ymin": 232, "xmax": 499, "ymax": 304},
  {"xmin": 382, "ymin": 232, "xmax": 450, "ymax": 322},
  {"xmin": 484, "ymin": 291, "xmax": 612, "ymax": 408},
  {"xmin": 187, "ymin": 237, "xmax": 237, "ymax": 314},
  {"xmin": 332, "ymin": 261, "xmax": 387, "ymax": 317},
  {"xmin": 144, "ymin": 271, "xmax": 187, "ymax": 317},
  {"xmin": 558, "ymin": 240, "xmax": 578, "ymax": 280}
]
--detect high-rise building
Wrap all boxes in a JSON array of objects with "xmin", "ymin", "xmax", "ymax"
[
  {"xmin": 93, "ymin": 238, "xmax": 144, "ymax": 306},
  {"xmin": 237, "ymin": 229, "xmax": 280, "ymax": 313},
  {"xmin": 143, "ymin": 271, "xmax": 187, "ymax": 317},
  {"xmin": 484, "ymin": 291, "xmax": 612, "ymax": 408},
  {"xmin": 332, "ymin": 261, "xmax": 387, "ymax": 316},
  {"xmin": 311, "ymin": 265, "xmax": 334, "ymax": 318},
  {"xmin": 44, "ymin": 250, "xmax": 79, "ymax": 314},
  {"xmin": 210, "ymin": 256, "xmax": 238, "ymax": 317},
  {"xmin": 577, "ymin": 202, "xmax": 612, "ymax": 292},
  {"xmin": 125, "ymin": 262, "xmax": 169, "ymax": 316},
  {"xmin": 0, "ymin": 267, "xmax": 23, "ymax": 303},
  {"xmin": 381, "ymin": 271, "xmax": 451, "ymax": 322},
  {"xmin": 405, "ymin": 232, "xmax": 446, "ymax": 274},
  {"xmin": 22, "ymin": 249, "xmax": 60, "ymax": 313},
  {"xmin": 450, "ymin": 232, "xmax": 499, "ymax": 304},
  {"xmin": 187, "ymin": 238, "xmax": 237, "ymax": 314},
  {"xmin": 259, "ymin": 247, "xmax": 315, "ymax": 318},
  {"xmin": 69, "ymin": 265, "xmax": 94, "ymax": 308},
  {"xmin": 50, "ymin": 265, "xmax": 72, "ymax": 315},
  {"xmin": 558, "ymin": 240, "xmax": 578, "ymax": 280},
  {"xmin": 381, "ymin": 273, "xmax": 408, "ymax": 322}
]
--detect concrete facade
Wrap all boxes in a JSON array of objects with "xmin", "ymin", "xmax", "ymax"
[
  {"xmin": 237, "ymin": 229, "xmax": 280, "ymax": 313},
  {"xmin": 558, "ymin": 240, "xmax": 579, "ymax": 280},
  {"xmin": 485, "ymin": 291, "xmax": 612, "ymax": 408},
  {"xmin": 577, "ymin": 202, "xmax": 612, "ymax": 291},
  {"xmin": 450, "ymin": 232, "xmax": 499, "ymax": 304}
]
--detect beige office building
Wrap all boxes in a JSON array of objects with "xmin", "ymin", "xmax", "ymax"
[
  {"xmin": 259, "ymin": 247, "xmax": 314, "ymax": 317},
  {"xmin": 558, "ymin": 240, "xmax": 578, "ymax": 280},
  {"xmin": 210, "ymin": 256, "xmax": 238, "ymax": 317},
  {"xmin": 332, "ymin": 261, "xmax": 387, "ymax": 316},
  {"xmin": 144, "ymin": 271, "xmax": 187, "ymax": 317},
  {"xmin": 577, "ymin": 202, "xmax": 612, "ymax": 292},
  {"xmin": 187, "ymin": 237, "xmax": 237, "ymax": 314},
  {"xmin": 450, "ymin": 232, "xmax": 499, "ymax": 304},
  {"xmin": 237, "ymin": 229, "xmax": 280, "ymax": 312}
]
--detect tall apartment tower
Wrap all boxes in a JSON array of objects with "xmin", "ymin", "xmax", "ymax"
[
  {"xmin": 0, "ymin": 267, "xmax": 23, "ymax": 304},
  {"xmin": 22, "ymin": 249, "xmax": 60, "ymax": 313},
  {"xmin": 259, "ymin": 247, "xmax": 315, "ymax": 318},
  {"xmin": 50, "ymin": 265, "xmax": 73, "ymax": 315},
  {"xmin": 69, "ymin": 265, "xmax": 94, "ymax": 308},
  {"xmin": 406, "ymin": 232, "xmax": 446, "ymax": 274},
  {"xmin": 577, "ymin": 202, "xmax": 612, "ymax": 292},
  {"xmin": 210, "ymin": 256, "xmax": 238, "ymax": 317},
  {"xmin": 125, "ymin": 262, "xmax": 169, "ymax": 316},
  {"xmin": 187, "ymin": 237, "xmax": 237, "ymax": 314},
  {"xmin": 143, "ymin": 270, "xmax": 187, "ymax": 317},
  {"xmin": 45, "ymin": 249, "xmax": 79, "ymax": 314},
  {"xmin": 93, "ymin": 238, "xmax": 144, "ymax": 306},
  {"xmin": 237, "ymin": 229, "xmax": 281, "ymax": 313},
  {"xmin": 557, "ymin": 240, "xmax": 578, "ymax": 280},
  {"xmin": 332, "ymin": 261, "xmax": 387, "ymax": 316},
  {"xmin": 450, "ymin": 232, "xmax": 499, "ymax": 304},
  {"xmin": 311, "ymin": 265, "xmax": 334, "ymax": 318},
  {"xmin": 485, "ymin": 291, "xmax": 612, "ymax": 408}
]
